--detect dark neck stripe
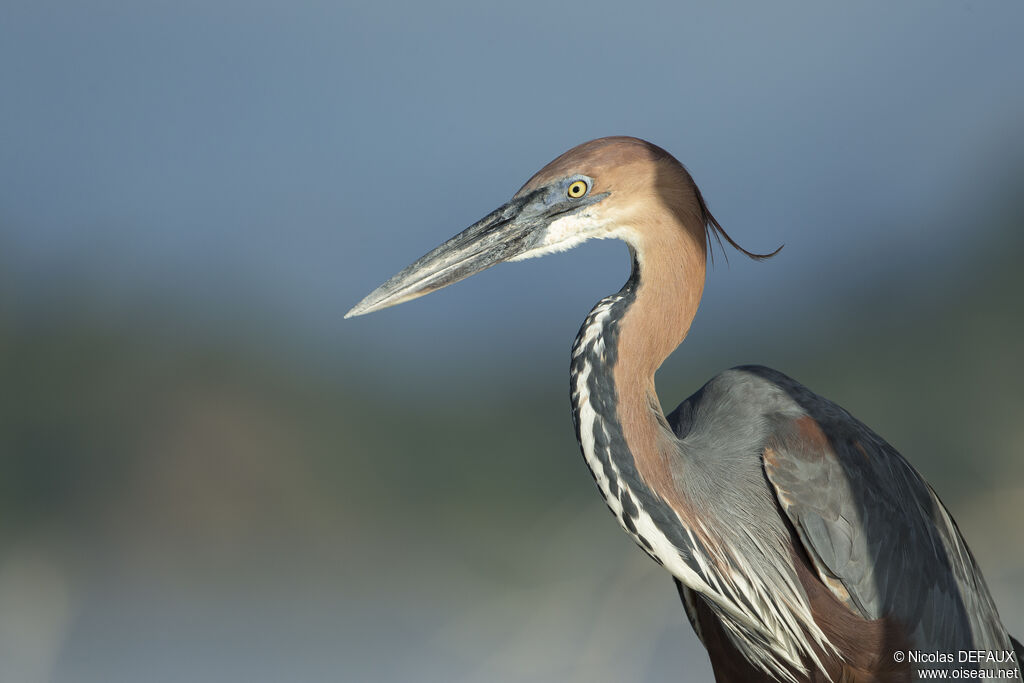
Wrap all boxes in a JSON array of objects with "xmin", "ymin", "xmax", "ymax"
[{"xmin": 570, "ymin": 259, "xmax": 710, "ymax": 575}]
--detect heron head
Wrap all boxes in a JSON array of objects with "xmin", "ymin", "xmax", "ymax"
[{"xmin": 345, "ymin": 137, "xmax": 762, "ymax": 318}]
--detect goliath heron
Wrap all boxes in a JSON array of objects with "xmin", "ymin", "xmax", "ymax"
[{"xmin": 347, "ymin": 137, "xmax": 1021, "ymax": 681}]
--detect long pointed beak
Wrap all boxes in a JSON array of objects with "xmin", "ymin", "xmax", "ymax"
[{"xmin": 345, "ymin": 192, "xmax": 548, "ymax": 318}]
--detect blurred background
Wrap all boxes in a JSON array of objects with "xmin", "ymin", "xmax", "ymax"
[{"xmin": 2, "ymin": 1, "xmax": 1023, "ymax": 681}]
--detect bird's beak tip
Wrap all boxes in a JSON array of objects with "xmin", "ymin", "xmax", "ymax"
[
  {"xmin": 345, "ymin": 290, "xmax": 399, "ymax": 319},
  {"xmin": 344, "ymin": 300, "xmax": 373, "ymax": 319}
]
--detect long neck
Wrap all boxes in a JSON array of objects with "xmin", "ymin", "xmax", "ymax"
[{"xmin": 571, "ymin": 210, "xmax": 707, "ymax": 509}]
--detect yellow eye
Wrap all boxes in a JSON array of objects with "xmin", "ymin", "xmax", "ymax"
[{"xmin": 567, "ymin": 180, "xmax": 588, "ymax": 198}]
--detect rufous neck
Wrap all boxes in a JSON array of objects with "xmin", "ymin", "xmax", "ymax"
[
  {"xmin": 590, "ymin": 210, "xmax": 707, "ymax": 503},
  {"xmin": 617, "ymin": 217, "xmax": 707, "ymax": 386}
]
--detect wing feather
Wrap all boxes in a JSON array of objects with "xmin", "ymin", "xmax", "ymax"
[{"xmin": 752, "ymin": 365, "xmax": 1012, "ymax": 654}]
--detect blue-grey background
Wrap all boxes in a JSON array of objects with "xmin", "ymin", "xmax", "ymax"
[{"xmin": 2, "ymin": 2, "xmax": 1022, "ymax": 681}]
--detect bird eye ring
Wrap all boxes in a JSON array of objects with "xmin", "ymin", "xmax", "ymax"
[{"xmin": 567, "ymin": 180, "xmax": 588, "ymax": 199}]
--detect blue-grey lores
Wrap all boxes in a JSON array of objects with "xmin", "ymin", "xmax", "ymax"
[{"xmin": 347, "ymin": 137, "xmax": 1023, "ymax": 682}]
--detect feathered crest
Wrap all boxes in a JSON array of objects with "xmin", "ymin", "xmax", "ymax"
[{"xmin": 693, "ymin": 183, "xmax": 783, "ymax": 265}]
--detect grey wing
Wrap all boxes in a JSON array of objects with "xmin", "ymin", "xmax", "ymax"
[{"xmin": 748, "ymin": 366, "xmax": 1013, "ymax": 655}]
